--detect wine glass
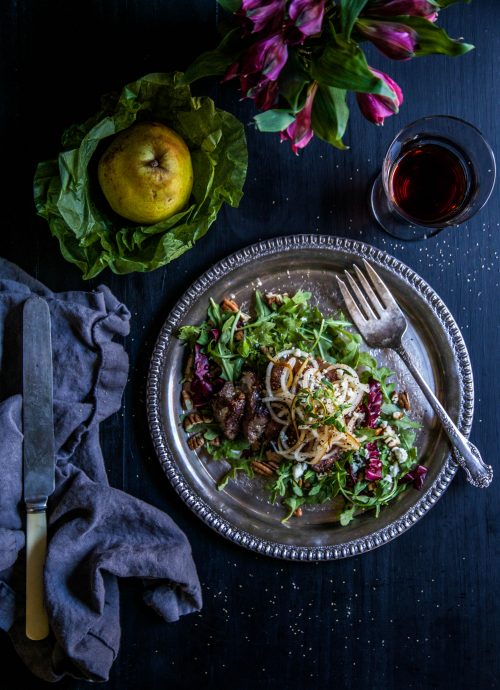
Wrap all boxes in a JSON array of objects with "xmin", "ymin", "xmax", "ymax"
[{"xmin": 370, "ymin": 115, "xmax": 496, "ymax": 240}]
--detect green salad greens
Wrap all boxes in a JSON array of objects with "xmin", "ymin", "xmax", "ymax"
[
  {"xmin": 178, "ymin": 290, "xmax": 427, "ymax": 525},
  {"xmin": 34, "ymin": 72, "xmax": 247, "ymax": 278}
]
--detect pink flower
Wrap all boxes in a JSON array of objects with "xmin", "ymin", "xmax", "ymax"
[
  {"xmin": 223, "ymin": 0, "xmax": 325, "ymax": 115},
  {"xmin": 280, "ymin": 81, "xmax": 318, "ymax": 153},
  {"xmin": 245, "ymin": 32, "xmax": 289, "ymax": 80},
  {"xmin": 224, "ymin": 32, "xmax": 287, "ymax": 87},
  {"xmin": 364, "ymin": 0, "xmax": 438, "ymax": 21},
  {"xmin": 240, "ymin": 0, "xmax": 286, "ymax": 34},
  {"xmin": 364, "ymin": 443, "xmax": 383, "ymax": 481},
  {"xmin": 356, "ymin": 68, "xmax": 403, "ymax": 125},
  {"xmin": 288, "ymin": 0, "xmax": 326, "ymax": 41},
  {"xmin": 250, "ymin": 78, "xmax": 280, "ymax": 109},
  {"xmin": 224, "ymin": 32, "xmax": 287, "ymax": 108},
  {"xmin": 357, "ymin": 18, "xmax": 418, "ymax": 60}
]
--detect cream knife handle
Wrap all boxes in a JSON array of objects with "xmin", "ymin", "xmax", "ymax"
[{"xmin": 26, "ymin": 510, "xmax": 49, "ymax": 640}]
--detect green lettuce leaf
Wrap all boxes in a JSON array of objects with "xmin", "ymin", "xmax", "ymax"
[{"xmin": 33, "ymin": 72, "xmax": 248, "ymax": 278}]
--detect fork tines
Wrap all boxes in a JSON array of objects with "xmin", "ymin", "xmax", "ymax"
[{"xmin": 336, "ymin": 259, "xmax": 399, "ymax": 329}]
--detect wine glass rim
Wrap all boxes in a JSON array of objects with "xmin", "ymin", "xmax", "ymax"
[{"xmin": 387, "ymin": 114, "xmax": 496, "ymax": 161}]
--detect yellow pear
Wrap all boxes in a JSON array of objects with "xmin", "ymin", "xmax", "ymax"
[{"xmin": 97, "ymin": 122, "xmax": 193, "ymax": 225}]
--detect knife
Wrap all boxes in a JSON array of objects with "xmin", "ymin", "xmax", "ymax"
[{"xmin": 23, "ymin": 295, "xmax": 55, "ymax": 641}]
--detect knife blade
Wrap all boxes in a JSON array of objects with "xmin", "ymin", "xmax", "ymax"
[{"xmin": 23, "ymin": 294, "xmax": 55, "ymax": 640}]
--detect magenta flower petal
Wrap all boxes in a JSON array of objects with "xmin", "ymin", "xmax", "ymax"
[
  {"xmin": 223, "ymin": 60, "xmax": 240, "ymax": 83},
  {"xmin": 241, "ymin": 0, "xmax": 286, "ymax": 34},
  {"xmin": 357, "ymin": 19, "xmax": 418, "ymax": 60},
  {"xmin": 356, "ymin": 67, "xmax": 403, "ymax": 125},
  {"xmin": 280, "ymin": 81, "xmax": 317, "ymax": 153},
  {"xmin": 243, "ymin": 33, "xmax": 288, "ymax": 81},
  {"xmin": 364, "ymin": 0, "xmax": 438, "ymax": 20},
  {"xmin": 250, "ymin": 77, "xmax": 280, "ymax": 110},
  {"xmin": 288, "ymin": 0, "xmax": 326, "ymax": 39}
]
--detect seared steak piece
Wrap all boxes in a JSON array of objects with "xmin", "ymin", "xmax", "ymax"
[
  {"xmin": 239, "ymin": 371, "xmax": 270, "ymax": 445},
  {"xmin": 264, "ymin": 418, "xmax": 282, "ymax": 441},
  {"xmin": 311, "ymin": 447, "xmax": 343, "ymax": 474},
  {"xmin": 270, "ymin": 363, "xmax": 289, "ymax": 391},
  {"xmin": 211, "ymin": 382, "xmax": 246, "ymax": 440},
  {"xmin": 317, "ymin": 358, "xmax": 340, "ymax": 382}
]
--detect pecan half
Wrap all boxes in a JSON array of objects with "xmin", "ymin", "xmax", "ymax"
[
  {"xmin": 221, "ymin": 298, "xmax": 239, "ymax": 313},
  {"xmin": 183, "ymin": 412, "xmax": 213, "ymax": 432},
  {"xmin": 187, "ymin": 434, "xmax": 205, "ymax": 451},
  {"xmin": 184, "ymin": 353, "xmax": 194, "ymax": 381},
  {"xmin": 251, "ymin": 460, "xmax": 275, "ymax": 477},
  {"xmin": 398, "ymin": 391, "xmax": 411, "ymax": 411},
  {"xmin": 265, "ymin": 292, "xmax": 288, "ymax": 306}
]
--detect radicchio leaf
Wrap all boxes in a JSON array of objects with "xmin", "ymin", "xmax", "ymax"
[
  {"xmin": 364, "ymin": 442, "xmax": 382, "ymax": 481},
  {"xmin": 402, "ymin": 464, "xmax": 428, "ymax": 489},
  {"xmin": 190, "ymin": 345, "xmax": 216, "ymax": 406},
  {"xmin": 363, "ymin": 379, "xmax": 382, "ymax": 428}
]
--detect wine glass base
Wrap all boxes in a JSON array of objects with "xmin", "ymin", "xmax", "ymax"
[{"xmin": 370, "ymin": 174, "xmax": 444, "ymax": 241}]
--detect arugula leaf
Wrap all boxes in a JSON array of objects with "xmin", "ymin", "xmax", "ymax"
[
  {"xmin": 392, "ymin": 416, "xmax": 421, "ymax": 430},
  {"xmin": 178, "ymin": 325, "xmax": 202, "ymax": 343},
  {"xmin": 282, "ymin": 496, "xmax": 306, "ymax": 523},
  {"xmin": 208, "ymin": 437, "xmax": 250, "ymax": 462},
  {"xmin": 207, "ymin": 438, "xmax": 253, "ymax": 490},
  {"xmin": 308, "ymin": 483, "xmax": 322, "ymax": 496},
  {"xmin": 398, "ymin": 428, "xmax": 417, "ymax": 451},
  {"xmin": 340, "ymin": 503, "xmax": 356, "ymax": 526},
  {"xmin": 217, "ymin": 458, "xmax": 254, "ymax": 490},
  {"xmin": 381, "ymin": 402, "xmax": 399, "ymax": 415},
  {"xmin": 254, "ymin": 290, "xmax": 272, "ymax": 319},
  {"xmin": 208, "ymin": 298, "xmax": 224, "ymax": 328}
]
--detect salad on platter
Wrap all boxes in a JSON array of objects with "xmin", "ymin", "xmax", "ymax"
[{"xmin": 178, "ymin": 289, "xmax": 427, "ymax": 525}]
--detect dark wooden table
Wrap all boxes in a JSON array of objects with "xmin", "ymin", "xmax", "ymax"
[{"xmin": 1, "ymin": 1, "xmax": 499, "ymax": 688}]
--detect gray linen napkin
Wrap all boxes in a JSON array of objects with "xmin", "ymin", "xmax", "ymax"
[{"xmin": 0, "ymin": 258, "xmax": 202, "ymax": 682}]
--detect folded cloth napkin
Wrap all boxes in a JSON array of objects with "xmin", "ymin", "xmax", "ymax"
[{"xmin": 0, "ymin": 258, "xmax": 202, "ymax": 682}]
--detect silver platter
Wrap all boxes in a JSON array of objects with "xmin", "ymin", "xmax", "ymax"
[{"xmin": 147, "ymin": 235, "xmax": 473, "ymax": 561}]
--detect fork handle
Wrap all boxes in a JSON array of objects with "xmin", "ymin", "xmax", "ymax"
[{"xmin": 395, "ymin": 344, "xmax": 493, "ymax": 488}]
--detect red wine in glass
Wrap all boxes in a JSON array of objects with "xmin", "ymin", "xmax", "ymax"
[
  {"xmin": 389, "ymin": 141, "xmax": 472, "ymax": 225},
  {"xmin": 370, "ymin": 116, "xmax": 496, "ymax": 241}
]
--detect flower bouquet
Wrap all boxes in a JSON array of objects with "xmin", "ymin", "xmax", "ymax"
[{"xmin": 183, "ymin": 0, "xmax": 473, "ymax": 152}]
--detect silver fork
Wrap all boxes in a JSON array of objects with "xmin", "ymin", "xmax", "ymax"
[{"xmin": 336, "ymin": 259, "xmax": 493, "ymax": 488}]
